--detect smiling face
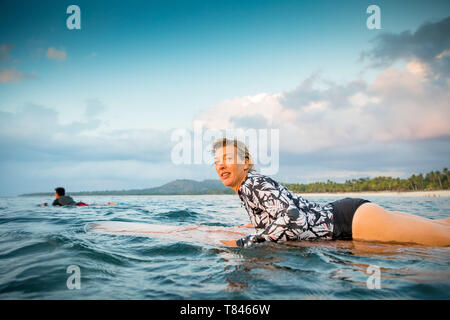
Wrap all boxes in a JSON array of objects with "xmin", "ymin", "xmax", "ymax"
[{"xmin": 214, "ymin": 144, "xmax": 250, "ymax": 192}]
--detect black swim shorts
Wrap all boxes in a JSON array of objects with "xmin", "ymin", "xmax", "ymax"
[{"xmin": 328, "ymin": 197, "xmax": 371, "ymax": 240}]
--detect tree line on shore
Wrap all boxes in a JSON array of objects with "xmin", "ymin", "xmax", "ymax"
[
  {"xmin": 284, "ymin": 168, "xmax": 449, "ymax": 193},
  {"xmin": 20, "ymin": 168, "xmax": 449, "ymax": 196}
]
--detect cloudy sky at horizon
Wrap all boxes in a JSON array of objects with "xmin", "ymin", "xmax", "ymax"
[{"xmin": 0, "ymin": 0, "xmax": 449, "ymax": 196}]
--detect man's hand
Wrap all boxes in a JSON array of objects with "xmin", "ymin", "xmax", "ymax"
[{"xmin": 220, "ymin": 240, "xmax": 238, "ymax": 247}]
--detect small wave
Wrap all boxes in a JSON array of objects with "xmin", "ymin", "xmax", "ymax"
[
  {"xmin": 155, "ymin": 209, "xmax": 200, "ymax": 221},
  {"xmin": 136, "ymin": 242, "xmax": 202, "ymax": 256},
  {"xmin": 0, "ymin": 239, "xmax": 61, "ymax": 260}
]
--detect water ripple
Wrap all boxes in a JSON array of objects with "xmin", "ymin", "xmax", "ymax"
[{"xmin": 0, "ymin": 195, "xmax": 449, "ymax": 299}]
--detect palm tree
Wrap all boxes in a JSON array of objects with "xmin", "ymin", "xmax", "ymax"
[
  {"xmin": 435, "ymin": 170, "xmax": 443, "ymax": 189},
  {"xmin": 444, "ymin": 168, "xmax": 449, "ymax": 189}
]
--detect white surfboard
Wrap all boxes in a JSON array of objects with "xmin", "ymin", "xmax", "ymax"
[{"xmin": 85, "ymin": 221, "xmax": 251, "ymax": 246}]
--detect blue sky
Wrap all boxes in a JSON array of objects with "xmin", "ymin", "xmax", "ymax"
[{"xmin": 0, "ymin": 0, "xmax": 449, "ymax": 195}]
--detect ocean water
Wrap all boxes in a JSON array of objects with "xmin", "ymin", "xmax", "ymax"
[{"xmin": 0, "ymin": 194, "xmax": 449, "ymax": 300}]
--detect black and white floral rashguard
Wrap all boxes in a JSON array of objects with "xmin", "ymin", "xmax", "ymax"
[{"xmin": 236, "ymin": 171, "xmax": 335, "ymax": 247}]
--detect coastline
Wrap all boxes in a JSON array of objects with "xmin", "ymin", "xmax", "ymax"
[
  {"xmin": 17, "ymin": 190, "xmax": 450, "ymax": 197},
  {"xmin": 300, "ymin": 190, "xmax": 450, "ymax": 197}
]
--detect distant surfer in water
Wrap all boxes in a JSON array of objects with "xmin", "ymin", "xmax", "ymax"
[
  {"xmin": 40, "ymin": 187, "xmax": 115, "ymax": 207},
  {"xmin": 212, "ymin": 138, "xmax": 450, "ymax": 247},
  {"xmin": 52, "ymin": 187, "xmax": 85, "ymax": 206}
]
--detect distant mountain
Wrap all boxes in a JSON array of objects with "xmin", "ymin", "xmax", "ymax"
[{"xmin": 19, "ymin": 179, "xmax": 234, "ymax": 196}]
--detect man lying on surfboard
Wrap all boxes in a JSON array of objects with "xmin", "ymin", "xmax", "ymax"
[
  {"xmin": 40, "ymin": 187, "xmax": 115, "ymax": 206},
  {"xmin": 212, "ymin": 138, "xmax": 450, "ymax": 248}
]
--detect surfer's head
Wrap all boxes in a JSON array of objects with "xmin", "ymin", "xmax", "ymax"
[
  {"xmin": 55, "ymin": 187, "xmax": 65, "ymax": 199},
  {"xmin": 212, "ymin": 138, "xmax": 254, "ymax": 192}
]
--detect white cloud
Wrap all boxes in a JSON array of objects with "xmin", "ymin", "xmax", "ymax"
[
  {"xmin": 0, "ymin": 103, "xmax": 173, "ymax": 163},
  {"xmin": 360, "ymin": 17, "xmax": 450, "ymax": 78},
  {"xmin": 0, "ymin": 68, "xmax": 33, "ymax": 83},
  {"xmin": 348, "ymin": 92, "xmax": 380, "ymax": 107},
  {"xmin": 195, "ymin": 92, "xmax": 284, "ymax": 129},
  {"xmin": 194, "ymin": 58, "xmax": 450, "ymax": 154},
  {"xmin": 436, "ymin": 49, "xmax": 450, "ymax": 59},
  {"xmin": 46, "ymin": 47, "xmax": 67, "ymax": 61}
]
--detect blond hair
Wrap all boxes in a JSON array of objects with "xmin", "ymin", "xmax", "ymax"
[{"xmin": 211, "ymin": 138, "xmax": 255, "ymax": 171}]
